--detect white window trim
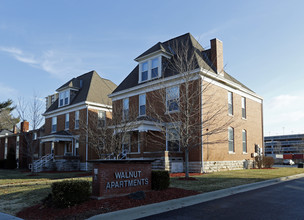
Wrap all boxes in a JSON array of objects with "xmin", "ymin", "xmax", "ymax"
[
  {"xmin": 242, "ymin": 129, "xmax": 247, "ymax": 153},
  {"xmin": 242, "ymin": 97, "xmax": 246, "ymax": 119},
  {"xmin": 123, "ymin": 98, "xmax": 129, "ymax": 121},
  {"xmin": 75, "ymin": 110, "xmax": 79, "ymax": 129},
  {"xmin": 166, "ymin": 125, "xmax": 181, "ymax": 152},
  {"xmin": 138, "ymin": 56, "xmax": 162, "ymax": 83},
  {"xmin": 139, "ymin": 94, "xmax": 146, "ymax": 116},
  {"xmin": 59, "ymin": 89, "xmax": 70, "ymax": 107},
  {"xmin": 228, "ymin": 127, "xmax": 234, "ymax": 153},
  {"xmin": 228, "ymin": 91, "xmax": 233, "ymax": 116},
  {"xmin": 52, "ymin": 117, "xmax": 57, "ymax": 133},
  {"xmin": 65, "ymin": 113, "xmax": 69, "ymax": 130},
  {"xmin": 166, "ymin": 86, "xmax": 180, "ymax": 113},
  {"xmin": 98, "ymin": 110, "xmax": 106, "ymax": 128}
]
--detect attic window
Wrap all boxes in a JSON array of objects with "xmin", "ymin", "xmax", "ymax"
[
  {"xmin": 139, "ymin": 56, "xmax": 161, "ymax": 83},
  {"xmin": 59, "ymin": 90, "xmax": 70, "ymax": 107}
]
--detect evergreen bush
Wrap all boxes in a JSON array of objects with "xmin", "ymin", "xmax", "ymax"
[
  {"xmin": 151, "ymin": 170, "xmax": 170, "ymax": 190},
  {"xmin": 51, "ymin": 180, "xmax": 90, "ymax": 208}
]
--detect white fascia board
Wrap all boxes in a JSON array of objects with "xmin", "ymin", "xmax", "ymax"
[
  {"xmin": 109, "ymin": 68, "xmax": 201, "ymax": 101},
  {"xmin": 109, "ymin": 120, "xmax": 163, "ymax": 133},
  {"xmin": 200, "ymin": 68, "xmax": 263, "ymax": 103},
  {"xmin": 44, "ymin": 101, "xmax": 112, "ymax": 118},
  {"xmin": 135, "ymin": 50, "xmax": 171, "ymax": 62},
  {"xmin": 85, "ymin": 101, "xmax": 112, "ymax": 111}
]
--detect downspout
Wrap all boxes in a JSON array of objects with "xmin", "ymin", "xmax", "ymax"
[
  {"xmin": 200, "ymin": 76, "xmax": 204, "ymax": 173},
  {"xmin": 86, "ymin": 106, "xmax": 89, "ymax": 171}
]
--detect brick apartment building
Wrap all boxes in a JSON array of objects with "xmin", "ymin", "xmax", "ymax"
[
  {"xmin": 109, "ymin": 33, "xmax": 264, "ymax": 172},
  {"xmin": 38, "ymin": 71, "xmax": 116, "ymax": 171},
  {"xmin": 0, "ymin": 121, "xmax": 42, "ymax": 169}
]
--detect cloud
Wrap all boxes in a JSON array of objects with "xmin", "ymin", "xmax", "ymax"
[
  {"xmin": 264, "ymin": 93, "xmax": 304, "ymax": 135},
  {"xmin": 0, "ymin": 46, "xmax": 38, "ymax": 65},
  {"xmin": 0, "ymin": 46, "xmax": 102, "ymax": 80},
  {"xmin": 0, "ymin": 83, "xmax": 18, "ymax": 101}
]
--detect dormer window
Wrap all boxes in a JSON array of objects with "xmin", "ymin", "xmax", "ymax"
[
  {"xmin": 59, "ymin": 90, "xmax": 70, "ymax": 107},
  {"xmin": 151, "ymin": 58, "xmax": 159, "ymax": 79},
  {"xmin": 139, "ymin": 56, "xmax": 161, "ymax": 83},
  {"xmin": 141, "ymin": 62, "xmax": 148, "ymax": 81}
]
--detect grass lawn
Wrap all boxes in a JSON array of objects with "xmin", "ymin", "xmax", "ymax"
[
  {"xmin": 0, "ymin": 169, "xmax": 91, "ymax": 216},
  {"xmin": 170, "ymin": 168, "xmax": 304, "ymax": 192},
  {"xmin": 1, "ymin": 168, "xmax": 304, "ymax": 216}
]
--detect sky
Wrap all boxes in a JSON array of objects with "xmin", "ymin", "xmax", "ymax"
[{"xmin": 0, "ymin": 0, "xmax": 304, "ymax": 135}]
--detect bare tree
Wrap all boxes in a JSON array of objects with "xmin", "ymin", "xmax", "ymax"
[
  {"xmin": 16, "ymin": 94, "xmax": 44, "ymax": 171},
  {"xmin": 147, "ymin": 39, "xmax": 234, "ymax": 178},
  {"xmin": 81, "ymin": 103, "xmax": 138, "ymax": 160}
]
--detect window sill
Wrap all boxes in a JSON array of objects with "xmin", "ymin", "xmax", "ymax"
[
  {"xmin": 129, "ymin": 152, "xmax": 140, "ymax": 154},
  {"xmin": 242, "ymin": 117, "xmax": 247, "ymax": 120},
  {"xmin": 228, "ymin": 151, "xmax": 235, "ymax": 154},
  {"xmin": 165, "ymin": 110, "xmax": 180, "ymax": 115},
  {"xmin": 228, "ymin": 114, "xmax": 234, "ymax": 117},
  {"xmin": 243, "ymin": 152, "xmax": 248, "ymax": 154}
]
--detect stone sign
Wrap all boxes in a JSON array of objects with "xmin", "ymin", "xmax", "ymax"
[{"xmin": 89, "ymin": 160, "xmax": 153, "ymax": 199}]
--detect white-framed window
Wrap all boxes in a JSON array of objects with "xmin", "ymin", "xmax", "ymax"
[
  {"xmin": 4, "ymin": 137, "xmax": 8, "ymax": 159},
  {"xmin": 166, "ymin": 86, "xmax": 179, "ymax": 112},
  {"xmin": 16, "ymin": 136, "xmax": 19, "ymax": 160},
  {"xmin": 75, "ymin": 139, "xmax": 79, "ymax": 156},
  {"xmin": 242, "ymin": 129, "xmax": 247, "ymax": 153},
  {"xmin": 139, "ymin": 94, "xmax": 146, "ymax": 116},
  {"xmin": 151, "ymin": 58, "xmax": 159, "ymax": 79},
  {"xmin": 75, "ymin": 111, "xmax": 79, "ymax": 129},
  {"xmin": 122, "ymin": 134, "xmax": 130, "ymax": 154},
  {"xmin": 64, "ymin": 143, "xmax": 72, "ymax": 156},
  {"xmin": 139, "ymin": 56, "xmax": 161, "ymax": 83},
  {"xmin": 242, "ymin": 97, "xmax": 246, "ymax": 119},
  {"xmin": 33, "ymin": 132, "xmax": 37, "ymax": 140},
  {"xmin": 228, "ymin": 91, "xmax": 233, "ymax": 115},
  {"xmin": 141, "ymin": 62, "xmax": 148, "ymax": 81},
  {"xmin": 65, "ymin": 113, "xmax": 69, "ymax": 130},
  {"xmin": 123, "ymin": 98, "xmax": 129, "ymax": 121},
  {"xmin": 52, "ymin": 117, "xmax": 57, "ymax": 133},
  {"xmin": 228, "ymin": 127, "xmax": 234, "ymax": 153},
  {"xmin": 98, "ymin": 110, "xmax": 106, "ymax": 128},
  {"xmin": 166, "ymin": 126, "xmax": 180, "ymax": 151},
  {"xmin": 59, "ymin": 90, "xmax": 70, "ymax": 107}
]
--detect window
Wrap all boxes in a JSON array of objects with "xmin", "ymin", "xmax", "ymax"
[
  {"xmin": 242, "ymin": 97, "xmax": 246, "ymax": 119},
  {"xmin": 4, "ymin": 137, "xmax": 8, "ymax": 159},
  {"xmin": 98, "ymin": 110, "xmax": 106, "ymax": 128},
  {"xmin": 75, "ymin": 111, "xmax": 79, "ymax": 129},
  {"xmin": 139, "ymin": 94, "xmax": 146, "ymax": 116},
  {"xmin": 141, "ymin": 62, "xmax": 148, "ymax": 81},
  {"xmin": 228, "ymin": 92, "xmax": 233, "ymax": 115},
  {"xmin": 151, "ymin": 58, "xmax": 159, "ymax": 78},
  {"xmin": 75, "ymin": 139, "xmax": 79, "ymax": 155},
  {"xmin": 122, "ymin": 134, "xmax": 130, "ymax": 154},
  {"xmin": 16, "ymin": 136, "xmax": 19, "ymax": 160},
  {"xmin": 52, "ymin": 117, "xmax": 57, "ymax": 133},
  {"xmin": 65, "ymin": 113, "xmax": 69, "ymax": 130},
  {"xmin": 166, "ymin": 86, "xmax": 179, "ymax": 112},
  {"xmin": 166, "ymin": 127, "xmax": 180, "ymax": 151},
  {"xmin": 59, "ymin": 90, "xmax": 70, "ymax": 107},
  {"xmin": 228, "ymin": 127, "xmax": 234, "ymax": 153},
  {"xmin": 123, "ymin": 98, "xmax": 129, "ymax": 121},
  {"xmin": 139, "ymin": 57, "xmax": 161, "ymax": 83},
  {"xmin": 33, "ymin": 132, "xmax": 37, "ymax": 140},
  {"xmin": 242, "ymin": 130, "xmax": 247, "ymax": 153}
]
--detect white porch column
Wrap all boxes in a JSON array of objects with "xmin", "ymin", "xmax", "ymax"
[{"xmin": 51, "ymin": 142, "xmax": 55, "ymax": 161}]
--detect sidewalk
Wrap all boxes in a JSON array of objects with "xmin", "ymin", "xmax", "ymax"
[{"xmin": 88, "ymin": 173, "xmax": 304, "ymax": 220}]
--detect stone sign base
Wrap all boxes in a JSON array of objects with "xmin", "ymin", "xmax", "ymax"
[{"xmin": 89, "ymin": 160, "xmax": 153, "ymax": 199}]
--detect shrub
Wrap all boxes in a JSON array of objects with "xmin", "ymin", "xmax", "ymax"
[
  {"xmin": 255, "ymin": 156, "xmax": 263, "ymax": 169},
  {"xmin": 0, "ymin": 159, "xmax": 6, "ymax": 169},
  {"xmin": 51, "ymin": 180, "xmax": 90, "ymax": 208},
  {"xmin": 263, "ymin": 156, "xmax": 274, "ymax": 168},
  {"xmin": 151, "ymin": 170, "xmax": 170, "ymax": 190},
  {"xmin": 6, "ymin": 148, "xmax": 17, "ymax": 169}
]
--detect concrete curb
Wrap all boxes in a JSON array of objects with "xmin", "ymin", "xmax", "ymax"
[{"xmin": 88, "ymin": 173, "xmax": 304, "ymax": 220}]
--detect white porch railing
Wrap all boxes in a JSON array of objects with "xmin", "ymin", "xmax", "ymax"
[{"xmin": 29, "ymin": 154, "xmax": 54, "ymax": 172}]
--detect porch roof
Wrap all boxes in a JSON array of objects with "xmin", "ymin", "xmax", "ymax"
[
  {"xmin": 112, "ymin": 120, "xmax": 163, "ymax": 133},
  {"xmin": 40, "ymin": 130, "xmax": 76, "ymax": 143}
]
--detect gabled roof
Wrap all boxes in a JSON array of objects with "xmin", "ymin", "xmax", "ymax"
[
  {"xmin": 112, "ymin": 33, "xmax": 254, "ymax": 94},
  {"xmin": 45, "ymin": 71, "xmax": 117, "ymax": 113}
]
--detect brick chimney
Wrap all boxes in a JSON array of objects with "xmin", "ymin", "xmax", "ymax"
[
  {"xmin": 210, "ymin": 38, "xmax": 224, "ymax": 75},
  {"xmin": 21, "ymin": 120, "xmax": 29, "ymax": 133}
]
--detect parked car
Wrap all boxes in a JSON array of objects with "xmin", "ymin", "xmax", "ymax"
[{"xmin": 283, "ymin": 159, "xmax": 295, "ymax": 165}]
